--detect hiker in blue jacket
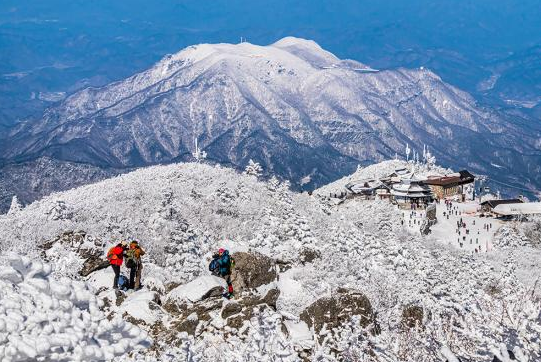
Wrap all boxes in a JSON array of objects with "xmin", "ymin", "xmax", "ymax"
[{"xmin": 209, "ymin": 248, "xmax": 234, "ymax": 298}]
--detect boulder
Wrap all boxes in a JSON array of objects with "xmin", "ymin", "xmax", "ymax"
[
  {"xmin": 221, "ymin": 302, "xmax": 243, "ymax": 319},
  {"xmin": 222, "ymin": 289, "xmax": 281, "ymax": 329},
  {"xmin": 166, "ymin": 276, "xmax": 227, "ymax": 304},
  {"xmin": 40, "ymin": 230, "xmax": 108, "ymax": 277},
  {"xmin": 299, "ymin": 248, "xmax": 321, "ymax": 264},
  {"xmin": 401, "ymin": 305, "xmax": 424, "ymax": 330},
  {"xmin": 261, "ymin": 288, "xmax": 280, "ymax": 309},
  {"xmin": 172, "ymin": 313, "xmax": 199, "ymax": 335},
  {"xmin": 171, "ymin": 298, "xmax": 224, "ymax": 335},
  {"xmin": 231, "ymin": 252, "xmax": 277, "ymax": 293},
  {"xmin": 80, "ymin": 253, "xmax": 109, "ymax": 277},
  {"xmin": 300, "ymin": 288, "xmax": 374, "ymax": 335}
]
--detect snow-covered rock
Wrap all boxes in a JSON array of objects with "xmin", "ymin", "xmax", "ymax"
[
  {"xmin": 166, "ymin": 276, "xmax": 226, "ymax": 304},
  {"xmin": 0, "ymin": 255, "xmax": 150, "ymax": 361}
]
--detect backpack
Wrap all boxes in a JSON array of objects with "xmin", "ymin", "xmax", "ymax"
[
  {"xmin": 107, "ymin": 246, "xmax": 121, "ymax": 261},
  {"xmin": 219, "ymin": 251, "xmax": 233, "ymax": 275},
  {"xmin": 118, "ymin": 275, "xmax": 129, "ymax": 290},
  {"xmin": 209, "ymin": 258, "xmax": 219, "ymax": 274},
  {"xmin": 125, "ymin": 249, "xmax": 137, "ymax": 268}
]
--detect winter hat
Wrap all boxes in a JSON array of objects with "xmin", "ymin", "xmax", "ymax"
[{"xmin": 218, "ymin": 248, "xmax": 225, "ymax": 254}]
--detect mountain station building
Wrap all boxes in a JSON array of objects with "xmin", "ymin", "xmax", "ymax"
[
  {"xmin": 481, "ymin": 199, "xmax": 523, "ymax": 214},
  {"xmin": 390, "ymin": 178, "xmax": 434, "ymax": 208},
  {"xmin": 424, "ymin": 170, "xmax": 475, "ymax": 200},
  {"xmin": 345, "ymin": 179, "xmax": 392, "ymax": 200}
]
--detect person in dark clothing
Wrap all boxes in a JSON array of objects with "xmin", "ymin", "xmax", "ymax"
[
  {"xmin": 107, "ymin": 242, "xmax": 127, "ymax": 289},
  {"xmin": 209, "ymin": 248, "xmax": 234, "ymax": 298},
  {"xmin": 126, "ymin": 240, "xmax": 145, "ymax": 290}
]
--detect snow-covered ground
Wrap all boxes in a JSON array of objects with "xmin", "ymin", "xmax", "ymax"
[
  {"xmin": 0, "ymin": 161, "xmax": 540, "ymax": 361},
  {"xmin": 431, "ymin": 201, "xmax": 500, "ymax": 253},
  {"xmin": 0, "ymin": 255, "xmax": 150, "ymax": 361},
  {"xmin": 405, "ymin": 201, "xmax": 502, "ymax": 254}
]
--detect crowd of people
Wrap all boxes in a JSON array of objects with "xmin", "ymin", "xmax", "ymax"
[{"xmin": 403, "ymin": 198, "xmax": 497, "ymax": 255}]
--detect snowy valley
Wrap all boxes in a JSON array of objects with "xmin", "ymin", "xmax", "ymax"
[{"xmin": 1, "ymin": 160, "xmax": 540, "ymax": 361}]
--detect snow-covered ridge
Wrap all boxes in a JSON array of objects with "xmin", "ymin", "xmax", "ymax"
[
  {"xmin": 1, "ymin": 161, "xmax": 540, "ymax": 361},
  {"xmin": 3, "ymin": 36, "xmax": 539, "ymax": 209}
]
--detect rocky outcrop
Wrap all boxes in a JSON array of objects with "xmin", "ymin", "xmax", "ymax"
[
  {"xmin": 40, "ymin": 230, "xmax": 109, "ymax": 277},
  {"xmin": 163, "ymin": 285, "xmax": 281, "ymax": 337},
  {"xmin": 165, "ymin": 276, "xmax": 227, "ymax": 304},
  {"xmin": 231, "ymin": 252, "xmax": 277, "ymax": 294},
  {"xmin": 80, "ymin": 251, "xmax": 110, "ymax": 277},
  {"xmin": 401, "ymin": 305, "xmax": 424, "ymax": 330},
  {"xmin": 300, "ymin": 288, "xmax": 375, "ymax": 336},
  {"xmin": 299, "ymin": 248, "xmax": 321, "ymax": 264},
  {"xmin": 224, "ymin": 288, "xmax": 281, "ymax": 330}
]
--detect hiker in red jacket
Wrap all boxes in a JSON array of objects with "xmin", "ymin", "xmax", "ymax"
[{"xmin": 107, "ymin": 242, "xmax": 127, "ymax": 289}]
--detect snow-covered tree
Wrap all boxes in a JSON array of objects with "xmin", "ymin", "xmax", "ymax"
[
  {"xmin": 7, "ymin": 195, "xmax": 22, "ymax": 215},
  {"xmin": 0, "ymin": 255, "xmax": 150, "ymax": 361},
  {"xmin": 244, "ymin": 159, "xmax": 263, "ymax": 177},
  {"xmin": 426, "ymin": 147, "xmax": 436, "ymax": 169}
]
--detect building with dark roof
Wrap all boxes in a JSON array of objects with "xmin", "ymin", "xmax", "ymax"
[
  {"xmin": 345, "ymin": 179, "xmax": 391, "ymax": 200},
  {"xmin": 481, "ymin": 199, "xmax": 523, "ymax": 213},
  {"xmin": 391, "ymin": 178, "xmax": 434, "ymax": 208},
  {"xmin": 424, "ymin": 170, "xmax": 475, "ymax": 199}
]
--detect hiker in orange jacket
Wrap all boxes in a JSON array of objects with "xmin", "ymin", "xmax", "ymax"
[{"xmin": 107, "ymin": 242, "xmax": 127, "ymax": 289}]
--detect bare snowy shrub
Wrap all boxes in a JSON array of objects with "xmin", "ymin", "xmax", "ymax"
[{"xmin": 523, "ymin": 216, "xmax": 541, "ymax": 246}]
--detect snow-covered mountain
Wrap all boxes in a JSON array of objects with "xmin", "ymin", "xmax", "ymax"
[
  {"xmin": 1, "ymin": 37, "xmax": 540, "ymax": 211},
  {"xmin": 1, "ymin": 161, "xmax": 540, "ymax": 361}
]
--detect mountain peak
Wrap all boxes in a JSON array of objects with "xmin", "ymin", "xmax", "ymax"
[
  {"xmin": 271, "ymin": 36, "xmax": 324, "ymax": 50},
  {"xmin": 271, "ymin": 36, "xmax": 338, "ymax": 66},
  {"xmin": 2, "ymin": 37, "xmax": 540, "ymax": 210}
]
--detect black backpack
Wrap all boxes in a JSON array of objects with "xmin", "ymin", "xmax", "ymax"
[{"xmin": 209, "ymin": 258, "xmax": 219, "ymax": 274}]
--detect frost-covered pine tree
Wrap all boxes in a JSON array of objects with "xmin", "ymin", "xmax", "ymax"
[
  {"xmin": 405, "ymin": 143, "xmax": 411, "ymax": 162},
  {"xmin": 244, "ymin": 159, "xmax": 263, "ymax": 177},
  {"xmin": 7, "ymin": 195, "xmax": 22, "ymax": 214},
  {"xmin": 426, "ymin": 147, "xmax": 436, "ymax": 169}
]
